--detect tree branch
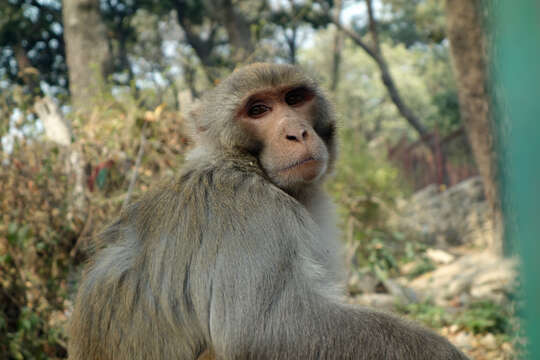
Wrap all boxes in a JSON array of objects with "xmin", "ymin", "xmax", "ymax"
[
  {"xmin": 327, "ymin": 1, "xmax": 429, "ymax": 139},
  {"xmin": 122, "ymin": 128, "xmax": 146, "ymax": 210},
  {"xmin": 330, "ymin": 0, "xmax": 343, "ymax": 91},
  {"xmin": 365, "ymin": 0, "xmax": 381, "ymax": 55}
]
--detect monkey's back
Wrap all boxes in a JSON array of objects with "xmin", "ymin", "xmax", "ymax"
[{"xmin": 68, "ymin": 155, "xmax": 302, "ymax": 360}]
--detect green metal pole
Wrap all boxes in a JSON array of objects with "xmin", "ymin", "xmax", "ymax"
[{"xmin": 492, "ymin": 1, "xmax": 540, "ymax": 358}]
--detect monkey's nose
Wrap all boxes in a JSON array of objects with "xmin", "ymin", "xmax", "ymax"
[{"xmin": 285, "ymin": 129, "xmax": 308, "ymax": 142}]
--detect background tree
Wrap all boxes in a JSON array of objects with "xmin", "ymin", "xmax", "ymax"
[
  {"xmin": 445, "ymin": 0, "xmax": 502, "ymax": 253},
  {"xmin": 0, "ymin": 0, "xmax": 66, "ymax": 95},
  {"xmin": 135, "ymin": 0, "xmax": 261, "ymax": 81},
  {"xmin": 329, "ymin": 0, "xmax": 344, "ymax": 92},
  {"xmin": 62, "ymin": 0, "xmax": 111, "ymax": 114},
  {"xmin": 268, "ymin": 0, "xmax": 332, "ymax": 64},
  {"xmin": 0, "ymin": 1, "xmax": 521, "ymax": 358},
  {"xmin": 328, "ymin": 0, "xmax": 430, "ymax": 142}
]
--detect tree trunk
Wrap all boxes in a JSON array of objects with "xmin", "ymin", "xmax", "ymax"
[
  {"xmin": 62, "ymin": 0, "xmax": 111, "ymax": 114},
  {"xmin": 174, "ymin": 1, "xmax": 255, "ymax": 81},
  {"xmin": 330, "ymin": 0, "xmax": 343, "ymax": 92},
  {"xmin": 445, "ymin": 0, "xmax": 502, "ymax": 253},
  {"xmin": 220, "ymin": 0, "xmax": 255, "ymax": 63}
]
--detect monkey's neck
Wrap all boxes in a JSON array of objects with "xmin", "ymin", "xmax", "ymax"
[
  {"xmin": 290, "ymin": 184, "xmax": 318, "ymax": 206},
  {"xmin": 291, "ymin": 184, "xmax": 333, "ymax": 224}
]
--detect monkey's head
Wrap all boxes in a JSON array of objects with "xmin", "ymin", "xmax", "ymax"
[{"xmin": 189, "ymin": 63, "xmax": 337, "ymax": 192}]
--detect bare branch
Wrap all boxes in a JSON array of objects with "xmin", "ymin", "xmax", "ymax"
[
  {"xmin": 122, "ymin": 129, "xmax": 147, "ymax": 210},
  {"xmin": 321, "ymin": 0, "xmax": 430, "ymax": 139},
  {"xmin": 330, "ymin": 0, "xmax": 344, "ymax": 91},
  {"xmin": 365, "ymin": 0, "xmax": 381, "ymax": 55}
]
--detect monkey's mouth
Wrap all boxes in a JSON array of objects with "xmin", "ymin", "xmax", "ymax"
[{"xmin": 281, "ymin": 156, "xmax": 318, "ymax": 171}]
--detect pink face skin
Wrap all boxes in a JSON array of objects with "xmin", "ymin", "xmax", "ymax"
[{"xmin": 238, "ymin": 86, "xmax": 329, "ymax": 191}]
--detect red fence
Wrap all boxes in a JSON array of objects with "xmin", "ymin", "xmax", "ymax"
[{"xmin": 388, "ymin": 127, "xmax": 478, "ymax": 190}]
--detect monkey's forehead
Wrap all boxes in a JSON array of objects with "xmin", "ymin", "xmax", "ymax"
[{"xmin": 221, "ymin": 63, "xmax": 318, "ymax": 96}]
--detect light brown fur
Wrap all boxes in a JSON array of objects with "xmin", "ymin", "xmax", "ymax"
[{"xmin": 68, "ymin": 63, "xmax": 467, "ymax": 360}]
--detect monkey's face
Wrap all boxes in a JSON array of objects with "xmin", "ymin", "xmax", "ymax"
[{"xmin": 238, "ymin": 86, "xmax": 330, "ymax": 191}]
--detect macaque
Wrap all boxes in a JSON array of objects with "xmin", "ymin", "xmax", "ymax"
[{"xmin": 68, "ymin": 63, "xmax": 468, "ymax": 360}]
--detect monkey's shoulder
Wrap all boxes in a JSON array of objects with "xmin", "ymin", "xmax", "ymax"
[
  {"xmin": 111, "ymin": 157, "xmax": 303, "ymax": 240},
  {"xmin": 175, "ymin": 157, "xmax": 277, "ymax": 193},
  {"xmin": 170, "ymin": 158, "xmax": 300, "ymax": 215}
]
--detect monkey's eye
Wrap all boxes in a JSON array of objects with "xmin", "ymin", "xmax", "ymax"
[
  {"xmin": 247, "ymin": 103, "xmax": 270, "ymax": 118},
  {"xmin": 285, "ymin": 87, "xmax": 311, "ymax": 106}
]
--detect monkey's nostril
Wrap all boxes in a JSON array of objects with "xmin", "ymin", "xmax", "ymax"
[
  {"xmin": 286, "ymin": 134, "xmax": 298, "ymax": 141},
  {"xmin": 286, "ymin": 130, "xmax": 308, "ymax": 142}
]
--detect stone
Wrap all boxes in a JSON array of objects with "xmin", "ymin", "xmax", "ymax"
[
  {"xmin": 347, "ymin": 271, "xmax": 379, "ymax": 295},
  {"xmin": 350, "ymin": 294, "xmax": 397, "ymax": 311},
  {"xmin": 449, "ymin": 324, "xmax": 460, "ymax": 334},
  {"xmin": 408, "ymin": 252, "xmax": 517, "ymax": 306},
  {"xmin": 479, "ymin": 333, "xmax": 497, "ymax": 350},
  {"xmin": 381, "ymin": 279, "xmax": 419, "ymax": 304},
  {"xmin": 389, "ymin": 176, "xmax": 493, "ymax": 248},
  {"xmin": 453, "ymin": 332, "xmax": 473, "ymax": 350},
  {"xmin": 426, "ymin": 248, "xmax": 456, "ymax": 264}
]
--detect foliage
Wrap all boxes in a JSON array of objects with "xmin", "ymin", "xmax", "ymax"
[
  {"xmin": 0, "ymin": 0, "xmax": 65, "ymax": 93},
  {"xmin": 301, "ymin": 28, "xmax": 461, "ymax": 143},
  {"xmin": 418, "ymin": 46, "xmax": 461, "ymax": 133},
  {"xmin": 402, "ymin": 242, "xmax": 436, "ymax": 279},
  {"xmin": 357, "ymin": 0, "xmax": 447, "ymax": 47},
  {"xmin": 0, "ymin": 88, "xmax": 189, "ymax": 358},
  {"xmin": 455, "ymin": 301, "xmax": 512, "ymax": 335},
  {"xmin": 405, "ymin": 258, "xmax": 436, "ymax": 279},
  {"xmin": 328, "ymin": 129, "xmax": 406, "ymax": 277},
  {"xmin": 398, "ymin": 299, "xmax": 519, "ymax": 338},
  {"xmin": 396, "ymin": 301, "xmax": 453, "ymax": 329},
  {"xmin": 0, "ymin": 1, "xmax": 498, "ymax": 357},
  {"xmin": 0, "ymin": 142, "xmax": 77, "ymax": 358}
]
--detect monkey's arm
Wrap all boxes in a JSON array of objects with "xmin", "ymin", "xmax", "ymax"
[{"xmin": 192, "ymin": 181, "xmax": 468, "ymax": 360}]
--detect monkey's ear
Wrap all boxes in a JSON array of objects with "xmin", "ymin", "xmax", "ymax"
[
  {"xmin": 190, "ymin": 109, "xmax": 208, "ymax": 132},
  {"xmin": 186, "ymin": 102, "xmax": 209, "ymax": 140},
  {"xmin": 186, "ymin": 96, "xmax": 201, "ymax": 119},
  {"xmin": 195, "ymin": 125, "xmax": 208, "ymax": 134}
]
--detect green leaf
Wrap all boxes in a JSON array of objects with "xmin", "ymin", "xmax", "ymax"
[{"xmin": 96, "ymin": 168, "xmax": 109, "ymax": 189}]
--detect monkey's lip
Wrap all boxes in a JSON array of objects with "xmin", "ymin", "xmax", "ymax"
[{"xmin": 280, "ymin": 156, "xmax": 320, "ymax": 172}]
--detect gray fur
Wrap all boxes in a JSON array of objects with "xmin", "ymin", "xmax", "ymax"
[{"xmin": 68, "ymin": 64, "xmax": 468, "ymax": 360}]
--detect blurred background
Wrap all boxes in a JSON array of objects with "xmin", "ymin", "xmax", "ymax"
[{"xmin": 0, "ymin": 0, "xmax": 535, "ymax": 359}]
